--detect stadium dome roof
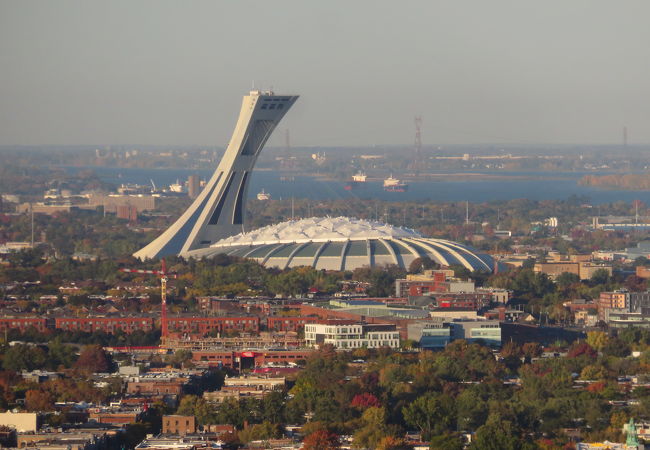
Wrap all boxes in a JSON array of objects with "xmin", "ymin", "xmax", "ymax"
[{"xmin": 185, "ymin": 216, "xmax": 496, "ymax": 272}]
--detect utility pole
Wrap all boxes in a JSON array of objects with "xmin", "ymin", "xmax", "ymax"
[{"xmin": 30, "ymin": 204, "xmax": 34, "ymax": 248}]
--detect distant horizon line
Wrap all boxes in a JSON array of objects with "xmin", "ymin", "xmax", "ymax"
[{"xmin": 0, "ymin": 142, "xmax": 647, "ymax": 150}]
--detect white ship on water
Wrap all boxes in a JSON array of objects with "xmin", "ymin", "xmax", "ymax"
[
  {"xmin": 168, "ymin": 180, "xmax": 184, "ymax": 193},
  {"xmin": 383, "ymin": 174, "xmax": 408, "ymax": 192},
  {"xmin": 351, "ymin": 171, "xmax": 367, "ymax": 183},
  {"xmin": 257, "ymin": 189, "xmax": 271, "ymax": 201}
]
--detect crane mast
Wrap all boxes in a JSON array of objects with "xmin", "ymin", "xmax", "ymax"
[{"xmin": 119, "ymin": 258, "xmax": 175, "ymax": 341}]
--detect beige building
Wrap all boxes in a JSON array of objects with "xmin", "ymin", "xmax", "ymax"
[
  {"xmin": 0, "ymin": 411, "xmax": 38, "ymax": 432},
  {"xmin": 89, "ymin": 194, "xmax": 156, "ymax": 213},
  {"xmin": 598, "ymin": 291, "xmax": 629, "ymax": 320},
  {"xmin": 534, "ymin": 262, "xmax": 612, "ymax": 281}
]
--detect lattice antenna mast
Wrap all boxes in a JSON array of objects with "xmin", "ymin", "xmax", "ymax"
[{"xmin": 414, "ymin": 116, "xmax": 423, "ymax": 175}]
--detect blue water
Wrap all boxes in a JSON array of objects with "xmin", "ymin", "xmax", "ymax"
[{"xmin": 65, "ymin": 166, "xmax": 650, "ymax": 205}]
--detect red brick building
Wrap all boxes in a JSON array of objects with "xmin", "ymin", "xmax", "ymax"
[
  {"xmin": 163, "ymin": 415, "xmax": 196, "ymax": 435},
  {"xmin": 88, "ymin": 410, "xmax": 142, "ymax": 425},
  {"xmin": 192, "ymin": 350, "xmax": 313, "ymax": 369},
  {"xmin": 432, "ymin": 293, "xmax": 492, "ymax": 310},
  {"xmin": 55, "ymin": 317, "xmax": 154, "ymax": 334},
  {"xmin": 166, "ymin": 316, "xmax": 260, "ymax": 336},
  {"xmin": 266, "ymin": 316, "xmax": 318, "ymax": 332},
  {"xmin": 127, "ymin": 379, "xmax": 185, "ymax": 395},
  {"xmin": 0, "ymin": 317, "xmax": 48, "ymax": 333}
]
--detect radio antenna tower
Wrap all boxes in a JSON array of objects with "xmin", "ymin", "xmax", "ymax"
[
  {"xmin": 623, "ymin": 126, "xmax": 628, "ymax": 150},
  {"xmin": 413, "ymin": 116, "xmax": 423, "ymax": 176}
]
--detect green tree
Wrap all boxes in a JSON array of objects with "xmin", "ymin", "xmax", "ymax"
[
  {"xmin": 2, "ymin": 344, "xmax": 47, "ymax": 371},
  {"xmin": 590, "ymin": 268, "xmax": 611, "ymax": 286},
  {"xmin": 429, "ymin": 433, "xmax": 464, "ymax": 450},
  {"xmin": 46, "ymin": 338, "xmax": 77, "ymax": 369},
  {"xmin": 455, "ymin": 388, "xmax": 488, "ymax": 431},
  {"xmin": 352, "ymin": 407, "xmax": 390, "ymax": 449},
  {"xmin": 470, "ymin": 415, "xmax": 522, "ymax": 450},
  {"xmin": 176, "ymin": 395, "xmax": 216, "ymax": 426},
  {"xmin": 403, "ymin": 392, "xmax": 455, "ymax": 440},
  {"xmin": 556, "ymin": 272, "xmax": 580, "ymax": 288},
  {"xmin": 586, "ymin": 331, "xmax": 609, "ymax": 352}
]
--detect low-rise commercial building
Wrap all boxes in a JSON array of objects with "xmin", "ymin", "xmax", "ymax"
[
  {"xmin": 534, "ymin": 261, "xmax": 612, "ymax": 281},
  {"xmin": 191, "ymin": 350, "xmax": 313, "ymax": 370},
  {"xmin": 450, "ymin": 320, "xmax": 502, "ymax": 347},
  {"xmin": 395, "ymin": 270, "xmax": 474, "ymax": 297},
  {"xmin": 304, "ymin": 320, "xmax": 400, "ymax": 349},
  {"xmin": 407, "ymin": 321, "xmax": 451, "ymax": 349}
]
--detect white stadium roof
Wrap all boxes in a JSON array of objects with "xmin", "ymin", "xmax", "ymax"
[{"xmin": 185, "ymin": 216, "xmax": 496, "ymax": 272}]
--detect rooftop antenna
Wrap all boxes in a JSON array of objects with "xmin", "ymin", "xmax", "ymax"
[
  {"xmin": 291, "ymin": 197, "xmax": 295, "ymax": 220},
  {"xmin": 465, "ymin": 201, "xmax": 469, "ymax": 225}
]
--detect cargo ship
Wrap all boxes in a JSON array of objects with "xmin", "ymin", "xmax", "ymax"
[
  {"xmin": 383, "ymin": 175, "xmax": 408, "ymax": 192},
  {"xmin": 344, "ymin": 171, "xmax": 368, "ymax": 190}
]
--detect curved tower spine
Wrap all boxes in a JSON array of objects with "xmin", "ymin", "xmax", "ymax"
[{"xmin": 134, "ymin": 90, "xmax": 298, "ymax": 259}]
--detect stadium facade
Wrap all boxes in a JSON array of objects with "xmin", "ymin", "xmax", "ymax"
[{"xmin": 185, "ymin": 216, "xmax": 496, "ymax": 272}]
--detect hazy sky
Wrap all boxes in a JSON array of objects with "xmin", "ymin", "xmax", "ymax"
[{"xmin": 1, "ymin": 1, "xmax": 649, "ymax": 147}]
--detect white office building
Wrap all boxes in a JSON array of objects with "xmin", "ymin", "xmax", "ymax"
[{"xmin": 304, "ymin": 321, "xmax": 400, "ymax": 350}]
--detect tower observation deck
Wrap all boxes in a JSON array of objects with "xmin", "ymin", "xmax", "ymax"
[{"xmin": 134, "ymin": 90, "xmax": 298, "ymax": 259}]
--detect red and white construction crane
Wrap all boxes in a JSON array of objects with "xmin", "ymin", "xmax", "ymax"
[{"xmin": 119, "ymin": 259, "xmax": 177, "ymax": 339}]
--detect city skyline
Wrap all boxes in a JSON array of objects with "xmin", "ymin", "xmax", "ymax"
[{"xmin": 1, "ymin": 1, "xmax": 649, "ymax": 147}]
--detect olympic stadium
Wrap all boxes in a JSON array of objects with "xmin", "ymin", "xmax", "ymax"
[
  {"xmin": 184, "ymin": 216, "xmax": 496, "ymax": 272},
  {"xmin": 133, "ymin": 90, "xmax": 498, "ymax": 273}
]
